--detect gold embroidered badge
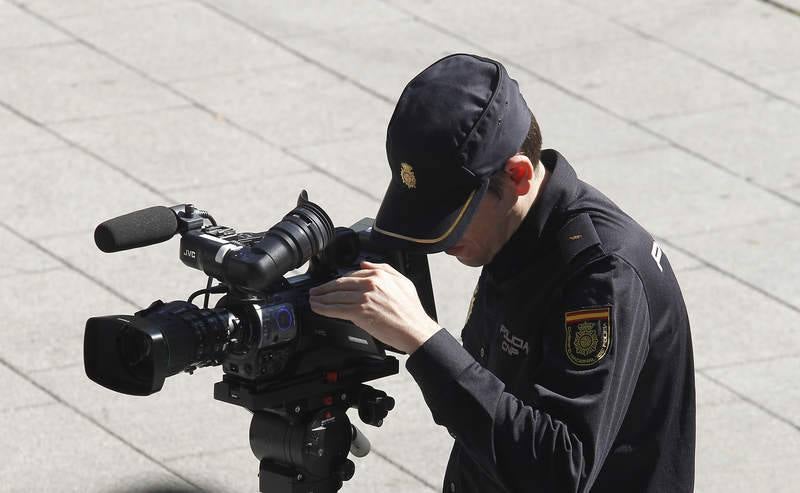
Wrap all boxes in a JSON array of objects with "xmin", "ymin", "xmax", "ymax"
[
  {"xmin": 400, "ymin": 162, "xmax": 416, "ymax": 189},
  {"xmin": 465, "ymin": 283, "xmax": 479, "ymax": 322},
  {"xmin": 564, "ymin": 307, "xmax": 612, "ymax": 366}
]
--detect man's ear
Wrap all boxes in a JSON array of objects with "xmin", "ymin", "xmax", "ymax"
[{"xmin": 504, "ymin": 155, "xmax": 533, "ymax": 196}]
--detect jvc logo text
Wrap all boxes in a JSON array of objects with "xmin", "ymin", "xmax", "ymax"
[{"xmin": 183, "ymin": 249, "xmax": 196, "ymax": 259}]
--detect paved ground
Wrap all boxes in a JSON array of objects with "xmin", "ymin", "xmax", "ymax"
[{"xmin": 1, "ymin": 0, "xmax": 798, "ymax": 491}]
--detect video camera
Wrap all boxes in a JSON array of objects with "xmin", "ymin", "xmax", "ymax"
[{"xmin": 83, "ymin": 191, "xmax": 438, "ymax": 492}]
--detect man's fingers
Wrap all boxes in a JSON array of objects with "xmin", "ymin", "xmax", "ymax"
[
  {"xmin": 310, "ymin": 290, "xmax": 367, "ymax": 305},
  {"xmin": 361, "ymin": 260, "xmax": 400, "ymax": 277},
  {"xmin": 309, "ymin": 276, "xmax": 371, "ymax": 295},
  {"xmin": 309, "ymin": 300, "xmax": 356, "ymax": 320}
]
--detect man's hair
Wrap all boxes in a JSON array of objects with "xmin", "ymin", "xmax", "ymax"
[{"xmin": 487, "ymin": 111, "xmax": 542, "ymax": 199}]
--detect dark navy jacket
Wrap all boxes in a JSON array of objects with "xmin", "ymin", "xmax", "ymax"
[{"xmin": 406, "ymin": 149, "xmax": 696, "ymax": 492}]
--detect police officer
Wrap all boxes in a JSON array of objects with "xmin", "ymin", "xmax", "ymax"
[{"xmin": 308, "ymin": 53, "xmax": 695, "ymax": 492}]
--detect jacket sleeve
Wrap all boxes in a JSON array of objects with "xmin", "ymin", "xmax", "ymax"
[{"xmin": 406, "ymin": 255, "xmax": 650, "ymax": 492}]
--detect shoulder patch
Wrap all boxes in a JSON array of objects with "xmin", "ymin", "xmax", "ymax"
[
  {"xmin": 564, "ymin": 306, "xmax": 612, "ymax": 367},
  {"xmin": 557, "ymin": 213, "xmax": 601, "ymax": 264}
]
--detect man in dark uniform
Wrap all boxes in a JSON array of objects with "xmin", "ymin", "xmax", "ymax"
[{"xmin": 308, "ymin": 53, "xmax": 695, "ymax": 492}]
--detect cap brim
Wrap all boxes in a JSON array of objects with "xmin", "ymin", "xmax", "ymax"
[{"xmin": 370, "ymin": 178, "xmax": 488, "ymax": 254}]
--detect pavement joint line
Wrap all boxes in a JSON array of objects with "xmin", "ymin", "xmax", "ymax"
[
  {"xmin": 7, "ymin": 0, "xmax": 383, "ymax": 206},
  {"xmin": 0, "ymin": 266, "xmax": 66, "ymax": 279},
  {"xmin": 0, "ymin": 401, "xmax": 59, "ymax": 416},
  {"xmin": 0, "ymin": 99, "xmax": 176, "ymax": 204},
  {"xmin": 0, "ymin": 354, "xmax": 208, "ymax": 492},
  {"xmin": 377, "ymin": 0, "xmax": 800, "ymax": 211},
  {"xmin": 562, "ymin": 0, "xmax": 800, "ymax": 111},
  {"xmin": 192, "ymin": 0, "xmax": 395, "ymax": 106},
  {"xmin": 0, "ymin": 221, "xmax": 141, "ymax": 309},
  {"xmin": 697, "ymin": 369, "xmax": 800, "ymax": 433},
  {"xmin": 665, "ymin": 214, "xmax": 799, "ymax": 240},
  {"xmin": 28, "ymin": 361, "xmax": 84, "ymax": 375},
  {"xmin": 758, "ymin": 0, "xmax": 800, "ymax": 16},
  {"xmin": 697, "ymin": 352, "xmax": 800, "ymax": 372},
  {"xmin": 44, "ymin": 103, "xmax": 196, "ymax": 125},
  {"xmin": 657, "ymin": 237, "xmax": 800, "ymax": 314},
  {"xmin": 369, "ymin": 448, "xmax": 439, "ymax": 491}
]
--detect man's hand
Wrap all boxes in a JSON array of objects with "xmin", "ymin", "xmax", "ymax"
[{"xmin": 308, "ymin": 260, "xmax": 440, "ymax": 354}]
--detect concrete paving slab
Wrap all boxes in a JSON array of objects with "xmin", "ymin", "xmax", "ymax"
[
  {"xmin": 51, "ymin": 106, "xmax": 312, "ymax": 193},
  {"xmin": 17, "ymin": 0, "xmax": 180, "ymax": 20},
  {"xmin": 0, "ymin": 403, "xmax": 193, "ymax": 492},
  {"xmin": 695, "ymin": 401, "xmax": 800, "ymax": 492},
  {"xmin": 617, "ymin": 0, "xmax": 800, "ymax": 78},
  {"xmin": 0, "ymin": 228, "xmax": 62, "ymax": 278},
  {"xmin": 34, "ymin": 363, "xmax": 253, "ymax": 462},
  {"xmin": 0, "ymin": 43, "xmax": 185, "ymax": 123},
  {"xmin": 510, "ymin": 35, "xmax": 766, "ymax": 122},
  {"xmin": 569, "ymin": 0, "xmax": 738, "ymax": 19},
  {"xmin": 208, "ymin": 0, "xmax": 411, "ymax": 39},
  {"xmin": 38, "ymin": 229, "xmax": 208, "ymax": 309},
  {"xmin": 386, "ymin": 0, "xmax": 631, "ymax": 55},
  {"xmin": 679, "ymin": 268, "xmax": 800, "ymax": 369},
  {"xmin": 754, "ymin": 67, "xmax": 800, "ymax": 106},
  {"xmin": 289, "ymin": 135, "xmax": 391, "ymax": 202},
  {"xmin": 672, "ymin": 217, "xmax": 800, "ymax": 308},
  {"xmin": 0, "ymin": 362, "xmax": 53, "ymax": 412},
  {"xmin": 645, "ymin": 100, "xmax": 800, "ymax": 191},
  {"xmin": 0, "ymin": 2, "xmax": 68, "ymax": 49},
  {"xmin": 0, "ymin": 268, "xmax": 138, "ymax": 372},
  {"xmin": 60, "ymin": 1, "xmax": 301, "ymax": 83},
  {"xmin": 277, "ymin": 19, "xmax": 475, "ymax": 101},
  {"xmin": 574, "ymin": 146, "xmax": 796, "ymax": 238},
  {"xmin": 507, "ymin": 72, "xmax": 667, "ymax": 160},
  {"xmin": 173, "ymin": 63, "xmax": 392, "ymax": 148},
  {"xmin": 0, "ymin": 106, "xmax": 66, "ymax": 158},
  {"xmin": 705, "ymin": 356, "xmax": 800, "ymax": 428},
  {"xmin": 695, "ymin": 372, "xmax": 740, "ymax": 408},
  {"xmin": 0, "ymin": 147, "xmax": 166, "ymax": 239},
  {"xmin": 655, "ymin": 242, "xmax": 703, "ymax": 273}
]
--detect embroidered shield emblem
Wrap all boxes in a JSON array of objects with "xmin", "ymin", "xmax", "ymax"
[
  {"xmin": 400, "ymin": 163, "xmax": 416, "ymax": 189},
  {"xmin": 564, "ymin": 307, "xmax": 612, "ymax": 366}
]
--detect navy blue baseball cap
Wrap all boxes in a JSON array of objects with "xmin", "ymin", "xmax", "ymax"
[{"xmin": 371, "ymin": 53, "xmax": 531, "ymax": 254}]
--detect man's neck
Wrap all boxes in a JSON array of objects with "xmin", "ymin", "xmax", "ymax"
[{"xmin": 504, "ymin": 161, "xmax": 550, "ymax": 243}]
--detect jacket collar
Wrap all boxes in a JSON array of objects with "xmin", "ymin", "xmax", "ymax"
[{"xmin": 485, "ymin": 149, "xmax": 579, "ymax": 284}]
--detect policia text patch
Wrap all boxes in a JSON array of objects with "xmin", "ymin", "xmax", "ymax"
[{"xmin": 564, "ymin": 307, "xmax": 612, "ymax": 366}]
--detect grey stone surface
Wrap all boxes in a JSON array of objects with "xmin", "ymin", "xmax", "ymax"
[
  {"xmin": 754, "ymin": 67, "xmax": 800, "ymax": 106},
  {"xmin": 695, "ymin": 372, "xmax": 740, "ymax": 409},
  {"xmin": 705, "ymin": 356, "xmax": 800, "ymax": 428},
  {"xmin": 696, "ymin": 401, "xmax": 800, "ymax": 492},
  {"xmin": 679, "ymin": 268, "xmax": 800, "ymax": 369},
  {"xmin": 60, "ymin": 2, "xmax": 301, "ymax": 83},
  {"xmin": 0, "ymin": 269, "xmax": 135, "ymax": 372},
  {"xmin": 277, "ymin": 19, "xmax": 475, "ymax": 101},
  {"xmin": 0, "ymin": 106, "xmax": 66, "ymax": 157},
  {"xmin": 34, "ymin": 364, "xmax": 253, "ymax": 462},
  {"xmin": 52, "ymin": 106, "xmax": 312, "ymax": 193},
  {"xmin": 0, "ymin": 362, "xmax": 53, "ymax": 412},
  {"xmin": 618, "ymin": 0, "xmax": 800, "ymax": 78},
  {"xmin": 575, "ymin": 146, "xmax": 796, "ymax": 238},
  {"xmin": 0, "ymin": 2, "xmax": 68, "ymax": 49},
  {"xmin": 210, "ymin": 0, "xmax": 411, "ymax": 39},
  {"xmin": 645, "ymin": 100, "xmax": 800, "ymax": 191},
  {"xmin": 672, "ymin": 217, "xmax": 800, "ymax": 308},
  {"xmin": 387, "ymin": 0, "xmax": 631, "ymax": 55},
  {"xmin": 18, "ymin": 0, "xmax": 180, "ymax": 19},
  {"xmin": 509, "ymin": 35, "xmax": 766, "ymax": 122},
  {"xmin": 173, "ymin": 63, "xmax": 392, "ymax": 148},
  {"xmin": 0, "ymin": 43, "xmax": 185, "ymax": 123},
  {"xmin": 0, "ymin": 227, "xmax": 61, "ymax": 278},
  {"xmin": 0, "ymin": 404, "xmax": 192, "ymax": 492},
  {"xmin": 0, "ymin": 147, "xmax": 166, "ymax": 238}
]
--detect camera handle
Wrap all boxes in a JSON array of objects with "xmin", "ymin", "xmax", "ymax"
[{"xmin": 248, "ymin": 384, "xmax": 395, "ymax": 493}]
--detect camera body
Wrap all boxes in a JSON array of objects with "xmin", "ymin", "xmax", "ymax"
[{"xmin": 84, "ymin": 196, "xmax": 436, "ymax": 400}]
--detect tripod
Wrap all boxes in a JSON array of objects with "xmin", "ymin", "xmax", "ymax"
[{"xmin": 214, "ymin": 358, "xmax": 398, "ymax": 492}]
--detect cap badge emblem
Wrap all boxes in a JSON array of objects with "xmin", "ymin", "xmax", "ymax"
[{"xmin": 400, "ymin": 163, "xmax": 417, "ymax": 189}]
